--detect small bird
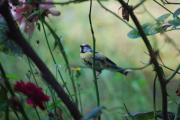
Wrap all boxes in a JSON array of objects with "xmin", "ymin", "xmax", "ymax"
[{"xmin": 80, "ymin": 43, "xmax": 129, "ymax": 76}]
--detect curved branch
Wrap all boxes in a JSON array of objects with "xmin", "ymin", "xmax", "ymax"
[
  {"xmin": 166, "ymin": 64, "xmax": 180, "ymax": 83},
  {"xmin": 97, "ymin": 0, "xmax": 135, "ymax": 29},
  {"xmin": 117, "ymin": 0, "xmax": 168, "ymax": 119},
  {"xmin": 126, "ymin": 63, "xmax": 150, "ymax": 71}
]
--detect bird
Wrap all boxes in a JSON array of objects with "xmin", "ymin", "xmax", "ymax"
[{"xmin": 80, "ymin": 43, "xmax": 129, "ymax": 76}]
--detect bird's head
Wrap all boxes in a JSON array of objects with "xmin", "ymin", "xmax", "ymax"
[{"xmin": 80, "ymin": 43, "xmax": 92, "ymax": 53}]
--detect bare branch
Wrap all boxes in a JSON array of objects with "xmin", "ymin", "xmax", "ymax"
[
  {"xmin": 166, "ymin": 65, "xmax": 180, "ymax": 83},
  {"xmin": 97, "ymin": 0, "xmax": 135, "ymax": 29},
  {"xmin": 162, "ymin": 0, "xmax": 180, "ymax": 5},
  {"xmin": 22, "ymin": 0, "xmax": 88, "ymax": 5},
  {"xmin": 133, "ymin": 0, "xmax": 146, "ymax": 10},
  {"xmin": 117, "ymin": 0, "xmax": 168, "ymax": 119}
]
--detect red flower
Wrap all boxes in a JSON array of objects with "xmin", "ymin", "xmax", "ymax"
[
  {"xmin": 176, "ymin": 88, "xmax": 180, "ymax": 96},
  {"xmin": 14, "ymin": 81, "xmax": 49, "ymax": 110}
]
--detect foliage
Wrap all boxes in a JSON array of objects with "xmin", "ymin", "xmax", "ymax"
[
  {"xmin": 0, "ymin": 17, "xmax": 22, "ymax": 55},
  {"xmin": 128, "ymin": 8, "xmax": 180, "ymax": 39}
]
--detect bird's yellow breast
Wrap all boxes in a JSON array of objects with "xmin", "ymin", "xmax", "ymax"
[{"xmin": 80, "ymin": 52, "xmax": 93, "ymax": 61}]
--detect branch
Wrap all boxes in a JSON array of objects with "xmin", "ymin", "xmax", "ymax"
[
  {"xmin": 160, "ymin": 64, "xmax": 180, "ymax": 74},
  {"xmin": 126, "ymin": 63, "xmax": 150, "ymax": 70},
  {"xmin": 0, "ymin": 1, "xmax": 81, "ymax": 120},
  {"xmin": 166, "ymin": 64, "xmax": 180, "ymax": 83},
  {"xmin": 23, "ymin": 0, "xmax": 88, "ymax": 5},
  {"xmin": 162, "ymin": 0, "xmax": 180, "ymax": 5},
  {"xmin": 133, "ymin": 0, "xmax": 146, "ymax": 10},
  {"xmin": 97, "ymin": 0, "xmax": 135, "ymax": 29},
  {"xmin": 117, "ymin": 0, "xmax": 168, "ymax": 119}
]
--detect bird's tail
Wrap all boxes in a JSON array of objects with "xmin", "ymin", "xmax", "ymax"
[{"xmin": 116, "ymin": 67, "xmax": 130, "ymax": 76}]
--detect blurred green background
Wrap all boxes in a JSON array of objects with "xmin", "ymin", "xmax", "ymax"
[{"xmin": 0, "ymin": 0, "xmax": 179, "ymax": 120}]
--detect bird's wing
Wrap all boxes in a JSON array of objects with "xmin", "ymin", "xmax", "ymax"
[
  {"xmin": 80, "ymin": 51, "xmax": 118, "ymax": 68},
  {"xmin": 94, "ymin": 52, "xmax": 117, "ymax": 68}
]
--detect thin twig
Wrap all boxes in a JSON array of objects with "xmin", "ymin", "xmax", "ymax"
[
  {"xmin": 27, "ymin": 57, "xmax": 42, "ymax": 120},
  {"xmin": 27, "ymin": 57, "xmax": 38, "ymax": 85},
  {"xmin": 123, "ymin": 103, "xmax": 133, "ymax": 119},
  {"xmin": 42, "ymin": 19, "xmax": 78, "ymax": 104},
  {"xmin": 142, "ymin": 3, "xmax": 180, "ymax": 54},
  {"xmin": 166, "ymin": 64, "xmax": 180, "ymax": 83},
  {"xmin": 126, "ymin": 63, "xmax": 150, "ymax": 70},
  {"xmin": 153, "ymin": 0, "xmax": 174, "ymax": 14},
  {"xmin": 89, "ymin": 0, "xmax": 101, "ymax": 119},
  {"xmin": 160, "ymin": 64, "xmax": 180, "ymax": 74},
  {"xmin": 22, "ymin": 0, "xmax": 88, "ymax": 5},
  {"xmin": 97, "ymin": 0, "xmax": 135, "ymax": 29},
  {"xmin": 133, "ymin": 0, "xmax": 146, "ymax": 10},
  {"xmin": 41, "ymin": 20, "xmax": 75, "ymax": 115},
  {"xmin": 162, "ymin": 0, "xmax": 180, "ymax": 5}
]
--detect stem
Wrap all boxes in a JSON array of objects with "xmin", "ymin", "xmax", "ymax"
[
  {"xmin": 34, "ymin": 108, "xmax": 41, "ymax": 120},
  {"xmin": 41, "ymin": 20, "xmax": 71, "ymax": 95},
  {"xmin": 41, "ymin": 20, "xmax": 73, "ymax": 104},
  {"xmin": 89, "ymin": 0, "xmax": 100, "ymax": 119},
  {"xmin": 175, "ymin": 104, "xmax": 180, "ymax": 120},
  {"xmin": 153, "ymin": 74, "xmax": 158, "ymax": 120},
  {"xmin": 118, "ymin": 0, "xmax": 168, "ymax": 119},
  {"xmin": 27, "ymin": 58, "xmax": 42, "ymax": 120},
  {"xmin": 13, "ymin": 111, "xmax": 21, "ymax": 120},
  {"xmin": 27, "ymin": 57, "xmax": 38, "ymax": 85},
  {"xmin": 0, "ymin": 64, "xmax": 29, "ymax": 120},
  {"xmin": 0, "ymin": 2, "xmax": 81, "ymax": 119},
  {"xmin": 77, "ymin": 83, "xmax": 83, "ymax": 113},
  {"xmin": 42, "ymin": 19, "xmax": 78, "ymax": 104}
]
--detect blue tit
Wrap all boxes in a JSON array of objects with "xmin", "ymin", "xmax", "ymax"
[{"xmin": 80, "ymin": 43, "xmax": 129, "ymax": 75}]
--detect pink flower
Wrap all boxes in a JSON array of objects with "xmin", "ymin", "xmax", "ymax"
[
  {"xmin": 14, "ymin": 81, "xmax": 49, "ymax": 110},
  {"xmin": 10, "ymin": 0, "xmax": 60, "ymax": 36}
]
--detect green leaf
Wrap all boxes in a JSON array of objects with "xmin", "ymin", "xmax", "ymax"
[
  {"xmin": 127, "ymin": 23, "xmax": 164, "ymax": 39},
  {"xmin": 157, "ymin": 13, "xmax": 171, "ymax": 22},
  {"xmin": 129, "ymin": 111, "xmax": 154, "ymax": 120},
  {"xmin": 173, "ymin": 8, "xmax": 180, "ymax": 18},
  {"xmin": 127, "ymin": 29, "xmax": 140, "ymax": 39},
  {"xmin": 47, "ymin": 100, "xmax": 61, "ymax": 109},
  {"xmin": 6, "ymin": 73, "xmax": 21, "ymax": 80},
  {"xmin": 142, "ymin": 23, "xmax": 155, "ymax": 35},
  {"xmin": 169, "ymin": 18, "xmax": 180, "ymax": 28},
  {"xmin": 81, "ymin": 106, "xmax": 106, "ymax": 120}
]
